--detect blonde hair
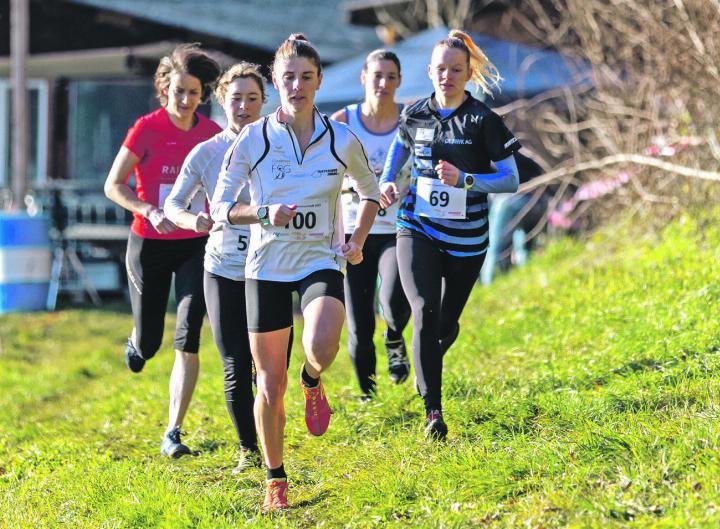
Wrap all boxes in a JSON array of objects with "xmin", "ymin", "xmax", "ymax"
[
  {"xmin": 154, "ymin": 43, "xmax": 221, "ymax": 106},
  {"xmin": 215, "ymin": 62, "xmax": 268, "ymax": 105},
  {"xmin": 434, "ymin": 29, "xmax": 501, "ymax": 96},
  {"xmin": 272, "ymin": 33, "xmax": 322, "ymax": 75}
]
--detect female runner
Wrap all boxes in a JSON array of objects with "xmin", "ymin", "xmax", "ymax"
[
  {"xmin": 380, "ymin": 30, "xmax": 521, "ymax": 440},
  {"xmin": 211, "ymin": 34, "xmax": 379, "ymax": 511},
  {"xmin": 104, "ymin": 44, "xmax": 221, "ymax": 458},
  {"xmin": 165, "ymin": 62, "xmax": 292, "ymax": 473},
  {"xmin": 330, "ymin": 49, "xmax": 411, "ymax": 397}
]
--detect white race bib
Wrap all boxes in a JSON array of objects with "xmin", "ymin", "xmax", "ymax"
[
  {"xmin": 270, "ymin": 200, "xmax": 329, "ymax": 241},
  {"xmin": 221, "ymin": 225, "xmax": 250, "ymax": 258},
  {"xmin": 415, "ymin": 177, "xmax": 466, "ymax": 219},
  {"xmin": 159, "ymin": 183, "xmax": 205, "ymax": 214}
]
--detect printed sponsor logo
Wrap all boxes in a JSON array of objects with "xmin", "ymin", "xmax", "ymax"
[
  {"xmin": 161, "ymin": 165, "xmax": 180, "ymax": 175},
  {"xmin": 443, "ymin": 138, "xmax": 473, "ymax": 145},
  {"xmin": 504, "ymin": 137, "xmax": 518, "ymax": 149},
  {"xmin": 272, "ymin": 161, "xmax": 292, "ymax": 180},
  {"xmin": 312, "ymin": 168, "xmax": 339, "ymax": 179},
  {"xmin": 470, "ymin": 115, "xmax": 479, "ymax": 124}
]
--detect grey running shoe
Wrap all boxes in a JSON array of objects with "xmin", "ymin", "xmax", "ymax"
[
  {"xmin": 424, "ymin": 409, "xmax": 448, "ymax": 441},
  {"xmin": 231, "ymin": 448, "xmax": 262, "ymax": 475},
  {"xmin": 386, "ymin": 337, "xmax": 410, "ymax": 384},
  {"xmin": 160, "ymin": 427, "xmax": 192, "ymax": 458},
  {"xmin": 124, "ymin": 338, "xmax": 145, "ymax": 373}
]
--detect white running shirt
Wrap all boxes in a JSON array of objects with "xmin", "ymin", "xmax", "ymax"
[
  {"xmin": 164, "ymin": 128, "xmax": 250, "ymax": 281},
  {"xmin": 211, "ymin": 108, "xmax": 380, "ymax": 282},
  {"xmin": 341, "ymin": 104, "xmax": 408, "ymax": 235}
]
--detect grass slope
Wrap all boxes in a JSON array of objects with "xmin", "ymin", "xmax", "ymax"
[{"xmin": 2, "ymin": 211, "xmax": 720, "ymax": 528}]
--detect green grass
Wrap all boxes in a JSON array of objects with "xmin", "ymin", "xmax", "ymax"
[{"xmin": 3, "ymin": 210, "xmax": 720, "ymax": 528}]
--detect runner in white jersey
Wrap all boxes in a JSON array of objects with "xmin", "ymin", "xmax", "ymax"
[
  {"xmin": 165, "ymin": 63, "xmax": 291, "ymax": 474},
  {"xmin": 210, "ymin": 34, "xmax": 379, "ymax": 513},
  {"xmin": 331, "ymin": 49, "xmax": 411, "ymax": 398}
]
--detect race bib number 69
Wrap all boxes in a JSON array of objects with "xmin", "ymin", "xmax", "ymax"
[{"xmin": 414, "ymin": 177, "xmax": 467, "ymax": 219}]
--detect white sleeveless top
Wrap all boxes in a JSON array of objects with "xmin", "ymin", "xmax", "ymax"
[{"xmin": 341, "ymin": 103, "xmax": 407, "ymax": 235}]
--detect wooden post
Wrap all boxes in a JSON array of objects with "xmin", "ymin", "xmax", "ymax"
[{"xmin": 10, "ymin": 0, "xmax": 29, "ymax": 211}]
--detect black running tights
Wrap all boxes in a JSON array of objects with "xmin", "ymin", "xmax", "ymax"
[{"xmin": 396, "ymin": 233, "xmax": 484, "ymax": 412}]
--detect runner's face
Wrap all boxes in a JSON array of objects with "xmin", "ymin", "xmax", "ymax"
[
  {"xmin": 273, "ymin": 57, "xmax": 322, "ymax": 114},
  {"xmin": 361, "ymin": 59, "xmax": 400, "ymax": 103},
  {"xmin": 428, "ymin": 47, "xmax": 472, "ymax": 100},
  {"xmin": 165, "ymin": 73, "xmax": 203, "ymax": 119},
  {"xmin": 224, "ymin": 77, "xmax": 263, "ymax": 133}
]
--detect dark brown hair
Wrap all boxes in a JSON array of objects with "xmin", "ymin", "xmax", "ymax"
[
  {"xmin": 272, "ymin": 33, "xmax": 322, "ymax": 75},
  {"xmin": 215, "ymin": 62, "xmax": 268, "ymax": 104},
  {"xmin": 154, "ymin": 43, "xmax": 222, "ymax": 106},
  {"xmin": 363, "ymin": 49, "xmax": 401, "ymax": 75},
  {"xmin": 434, "ymin": 29, "xmax": 500, "ymax": 96}
]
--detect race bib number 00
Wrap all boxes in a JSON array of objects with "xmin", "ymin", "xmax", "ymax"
[
  {"xmin": 159, "ymin": 183, "xmax": 205, "ymax": 214},
  {"xmin": 414, "ymin": 177, "xmax": 467, "ymax": 219},
  {"xmin": 271, "ymin": 200, "xmax": 329, "ymax": 241}
]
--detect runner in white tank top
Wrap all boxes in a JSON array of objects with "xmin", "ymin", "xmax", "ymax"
[
  {"xmin": 209, "ymin": 34, "xmax": 380, "ymax": 513},
  {"xmin": 331, "ymin": 49, "xmax": 412, "ymax": 397}
]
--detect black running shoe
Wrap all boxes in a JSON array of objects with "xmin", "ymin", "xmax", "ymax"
[
  {"xmin": 439, "ymin": 324, "xmax": 460, "ymax": 356},
  {"xmin": 424, "ymin": 409, "xmax": 448, "ymax": 441},
  {"xmin": 386, "ymin": 336, "xmax": 410, "ymax": 384},
  {"xmin": 125, "ymin": 338, "xmax": 145, "ymax": 373},
  {"xmin": 160, "ymin": 427, "xmax": 192, "ymax": 458}
]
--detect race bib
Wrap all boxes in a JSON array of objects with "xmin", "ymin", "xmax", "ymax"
[
  {"xmin": 221, "ymin": 225, "xmax": 250, "ymax": 257},
  {"xmin": 270, "ymin": 200, "xmax": 329, "ymax": 241},
  {"xmin": 159, "ymin": 183, "xmax": 205, "ymax": 214},
  {"xmin": 414, "ymin": 177, "xmax": 466, "ymax": 219}
]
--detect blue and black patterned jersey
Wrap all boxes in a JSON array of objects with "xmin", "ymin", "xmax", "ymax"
[{"xmin": 393, "ymin": 92, "xmax": 521, "ymax": 256}]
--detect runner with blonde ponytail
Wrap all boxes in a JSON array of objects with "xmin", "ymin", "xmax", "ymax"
[
  {"xmin": 379, "ymin": 29, "xmax": 521, "ymax": 440},
  {"xmin": 446, "ymin": 29, "xmax": 501, "ymax": 96}
]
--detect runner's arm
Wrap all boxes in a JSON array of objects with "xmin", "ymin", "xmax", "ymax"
[
  {"xmin": 210, "ymin": 132, "xmax": 258, "ymax": 225},
  {"xmin": 456, "ymin": 155, "xmax": 519, "ymax": 193},
  {"xmin": 103, "ymin": 146, "xmax": 153, "ymax": 218},
  {"xmin": 164, "ymin": 144, "xmax": 209, "ymax": 232}
]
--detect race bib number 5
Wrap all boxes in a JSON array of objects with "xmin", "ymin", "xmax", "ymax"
[
  {"xmin": 414, "ymin": 177, "xmax": 467, "ymax": 219},
  {"xmin": 271, "ymin": 200, "xmax": 329, "ymax": 241}
]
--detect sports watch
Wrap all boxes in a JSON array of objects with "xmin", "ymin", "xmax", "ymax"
[
  {"xmin": 463, "ymin": 174, "xmax": 475, "ymax": 190},
  {"xmin": 257, "ymin": 206, "xmax": 270, "ymax": 226}
]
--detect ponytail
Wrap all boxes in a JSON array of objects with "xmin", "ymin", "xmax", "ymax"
[
  {"xmin": 272, "ymin": 33, "xmax": 322, "ymax": 75},
  {"xmin": 436, "ymin": 29, "xmax": 501, "ymax": 96}
]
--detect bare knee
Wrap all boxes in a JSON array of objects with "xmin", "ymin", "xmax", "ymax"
[{"xmin": 256, "ymin": 371, "xmax": 287, "ymax": 406}]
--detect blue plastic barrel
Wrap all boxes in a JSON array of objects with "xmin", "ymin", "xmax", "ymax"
[{"xmin": 0, "ymin": 214, "xmax": 51, "ymax": 313}]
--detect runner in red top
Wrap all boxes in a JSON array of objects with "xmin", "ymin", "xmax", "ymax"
[
  {"xmin": 104, "ymin": 44, "xmax": 221, "ymax": 458},
  {"xmin": 123, "ymin": 107, "xmax": 220, "ymax": 239}
]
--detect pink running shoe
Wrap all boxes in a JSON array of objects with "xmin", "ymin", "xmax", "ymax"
[
  {"xmin": 263, "ymin": 479, "xmax": 289, "ymax": 513},
  {"xmin": 302, "ymin": 379, "xmax": 333, "ymax": 436}
]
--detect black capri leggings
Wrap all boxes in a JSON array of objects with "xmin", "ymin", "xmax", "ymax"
[
  {"xmin": 344, "ymin": 233, "xmax": 410, "ymax": 394},
  {"xmin": 204, "ymin": 271, "xmax": 293, "ymax": 451},
  {"xmin": 396, "ymin": 231, "xmax": 485, "ymax": 413},
  {"xmin": 125, "ymin": 232, "xmax": 207, "ymax": 358}
]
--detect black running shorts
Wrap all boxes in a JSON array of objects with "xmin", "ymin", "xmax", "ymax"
[{"xmin": 245, "ymin": 269, "xmax": 344, "ymax": 333}]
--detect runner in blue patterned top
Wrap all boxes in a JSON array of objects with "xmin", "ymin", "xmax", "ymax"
[{"xmin": 379, "ymin": 29, "xmax": 520, "ymax": 440}]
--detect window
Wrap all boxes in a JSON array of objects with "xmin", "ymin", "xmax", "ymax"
[
  {"xmin": 67, "ymin": 79, "xmax": 155, "ymax": 184},
  {"xmin": 0, "ymin": 79, "xmax": 49, "ymax": 186}
]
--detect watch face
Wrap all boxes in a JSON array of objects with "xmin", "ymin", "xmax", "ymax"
[
  {"xmin": 257, "ymin": 206, "xmax": 268, "ymax": 219},
  {"xmin": 465, "ymin": 175, "xmax": 474, "ymax": 187}
]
